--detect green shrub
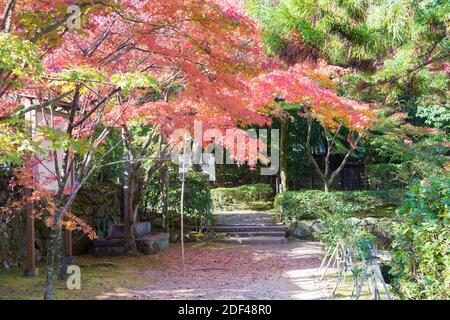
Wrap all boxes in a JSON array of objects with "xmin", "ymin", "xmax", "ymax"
[
  {"xmin": 168, "ymin": 171, "xmax": 212, "ymax": 221},
  {"xmin": 390, "ymin": 176, "xmax": 449, "ymax": 300},
  {"xmin": 318, "ymin": 210, "xmax": 352, "ymax": 247},
  {"xmin": 143, "ymin": 168, "xmax": 212, "ymax": 230},
  {"xmin": 318, "ymin": 211, "xmax": 379, "ymax": 284},
  {"xmin": 211, "ymin": 183, "xmax": 274, "ymax": 211},
  {"xmin": 275, "ymin": 189, "xmax": 405, "ymax": 220}
]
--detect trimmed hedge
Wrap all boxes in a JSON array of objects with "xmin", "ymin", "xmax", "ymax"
[
  {"xmin": 211, "ymin": 183, "xmax": 274, "ymax": 211},
  {"xmin": 275, "ymin": 189, "xmax": 405, "ymax": 220}
]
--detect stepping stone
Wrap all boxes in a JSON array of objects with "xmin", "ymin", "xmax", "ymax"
[
  {"xmin": 92, "ymin": 223, "xmax": 169, "ymax": 256},
  {"xmin": 212, "ymin": 212, "xmax": 288, "ymax": 245},
  {"xmin": 213, "ymin": 225, "xmax": 286, "ymax": 232},
  {"xmin": 221, "ymin": 231, "xmax": 287, "ymax": 237},
  {"xmin": 217, "ymin": 236, "xmax": 288, "ymax": 245}
]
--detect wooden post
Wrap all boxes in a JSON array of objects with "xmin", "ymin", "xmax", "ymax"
[
  {"xmin": 24, "ymin": 201, "xmax": 38, "ymax": 277},
  {"xmin": 64, "ymin": 228, "xmax": 75, "ymax": 267},
  {"xmin": 65, "ymin": 229, "xmax": 73, "ymax": 257}
]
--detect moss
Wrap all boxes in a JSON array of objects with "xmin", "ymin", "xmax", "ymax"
[
  {"xmin": 358, "ymin": 204, "xmax": 398, "ymax": 218},
  {"xmin": 322, "ymin": 270, "xmax": 392, "ymax": 300},
  {"xmin": 0, "ymin": 254, "xmax": 159, "ymax": 300}
]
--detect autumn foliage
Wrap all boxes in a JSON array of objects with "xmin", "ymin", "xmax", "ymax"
[{"xmin": 0, "ymin": 0, "xmax": 376, "ymax": 299}]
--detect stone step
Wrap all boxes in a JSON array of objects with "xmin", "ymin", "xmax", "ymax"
[
  {"xmin": 94, "ymin": 246, "xmax": 126, "ymax": 257},
  {"xmin": 219, "ymin": 231, "xmax": 286, "ymax": 237},
  {"xmin": 216, "ymin": 236, "xmax": 288, "ymax": 245},
  {"xmin": 213, "ymin": 225, "xmax": 286, "ymax": 233},
  {"xmin": 213, "ymin": 212, "xmax": 281, "ymax": 226}
]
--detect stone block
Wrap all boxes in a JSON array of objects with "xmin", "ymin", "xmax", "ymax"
[
  {"xmin": 108, "ymin": 224, "xmax": 126, "ymax": 239},
  {"xmin": 134, "ymin": 222, "xmax": 151, "ymax": 238},
  {"xmin": 136, "ymin": 233, "xmax": 170, "ymax": 255},
  {"xmin": 93, "ymin": 239, "xmax": 125, "ymax": 247},
  {"xmin": 311, "ymin": 221, "xmax": 325, "ymax": 234},
  {"xmin": 109, "ymin": 246, "xmax": 126, "ymax": 256},
  {"xmin": 94, "ymin": 247, "xmax": 111, "ymax": 256},
  {"xmin": 23, "ymin": 268, "xmax": 39, "ymax": 277}
]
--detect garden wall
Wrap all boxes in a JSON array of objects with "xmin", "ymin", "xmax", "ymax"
[
  {"xmin": 277, "ymin": 189, "xmax": 405, "ymax": 249},
  {"xmin": 286, "ymin": 217, "xmax": 395, "ymax": 249}
]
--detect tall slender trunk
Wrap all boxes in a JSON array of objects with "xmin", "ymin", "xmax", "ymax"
[
  {"xmin": 124, "ymin": 206, "xmax": 137, "ymax": 254},
  {"xmin": 44, "ymin": 205, "xmax": 62, "ymax": 300},
  {"xmin": 124, "ymin": 156, "xmax": 138, "ymax": 253},
  {"xmin": 160, "ymin": 163, "xmax": 169, "ymax": 233},
  {"xmin": 44, "ymin": 231, "xmax": 55, "ymax": 300},
  {"xmin": 55, "ymin": 225, "xmax": 64, "ymax": 280},
  {"xmin": 122, "ymin": 126, "xmax": 138, "ymax": 254}
]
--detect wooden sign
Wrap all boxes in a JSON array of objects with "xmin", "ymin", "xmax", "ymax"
[{"xmin": 25, "ymin": 101, "xmax": 73, "ymax": 193}]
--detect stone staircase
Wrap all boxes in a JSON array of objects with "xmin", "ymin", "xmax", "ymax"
[{"xmin": 212, "ymin": 211, "xmax": 288, "ymax": 245}]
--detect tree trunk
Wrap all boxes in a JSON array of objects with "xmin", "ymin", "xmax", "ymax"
[
  {"xmin": 44, "ymin": 205, "xmax": 62, "ymax": 300},
  {"xmin": 122, "ymin": 127, "xmax": 138, "ymax": 254},
  {"xmin": 306, "ymin": 117, "xmax": 327, "ymax": 190},
  {"xmin": 125, "ymin": 167, "xmax": 150, "ymax": 254},
  {"xmin": 44, "ymin": 231, "xmax": 55, "ymax": 300},
  {"xmin": 160, "ymin": 163, "xmax": 169, "ymax": 233},
  {"xmin": 324, "ymin": 181, "xmax": 330, "ymax": 193},
  {"xmin": 305, "ymin": 115, "xmax": 362, "ymax": 193},
  {"xmin": 55, "ymin": 225, "xmax": 65, "ymax": 280},
  {"xmin": 124, "ymin": 172, "xmax": 138, "ymax": 254},
  {"xmin": 124, "ymin": 209, "xmax": 137, "ymax": 254}
]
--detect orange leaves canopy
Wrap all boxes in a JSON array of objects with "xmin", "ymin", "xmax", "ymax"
[{"xmin": 248, "ymin": 63, "xmax": 375, "ymax": 131}]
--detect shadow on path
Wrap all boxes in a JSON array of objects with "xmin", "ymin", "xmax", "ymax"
[{"xmin": 96, "ymin": 240, "xmax": 331, "ymax": 300}]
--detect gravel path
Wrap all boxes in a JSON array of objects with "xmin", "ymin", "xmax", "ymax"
[{"xmin": 97, "ymin": 240, "xmax": 331, "ymax": 300}]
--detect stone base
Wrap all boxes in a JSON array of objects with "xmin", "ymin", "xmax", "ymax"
[
  {"xmin": 64, "ymin": 256, "xmax": 76, "ymax": 266},
  {"xmin": 92, "ymin": 231, "xmax": 170, "ymax": 256},
  {"xmin": 217, "ymin": 236, "xmax": 288, "ymax": 245},
  {"xmin": 136, "ymin": 233, "xmax": 170, "ymax": 255},
  {"xmin": 94, "ymin": 246, "xmax": 126, "ymax": 257},
  {"xmin": 23, "ymin": 268, "xmax": 39, "ymax": 277}
]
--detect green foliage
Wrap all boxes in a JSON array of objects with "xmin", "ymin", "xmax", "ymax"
[
  {"xmin": 143, "ymin": 166, "xmax": 212, "ymax": 228},
  {"xmin": 366, "ymin": 110, "xmax": 449, "ymax": 186},
  {"xmin": 351, "ymin": 231, "xmax": 377, "ymax": 262},
  {"xmin": 246, "ymin": 0, "xmax": 449, "ymax": 203},
  {"xmin": 38, "ymin": 126, "xmax": 94, "ymax": 156},
  {"xmin": 0, "ymin": 33, "xmax": 43, "ymax": 80},
  {"xmin": 211, "ymin": 183, "xmax": 274, "ymax": 211},
  {"xmin": 0, "ymin": 117, "xmax": 35, "ymax": 166},
  {"xmin": 318, "ymin": 210, "xmax": 352, "ymax": 248},
  {"xmin": 390, "ymin": 175, "xmax": 450, "ymax": 299},
  {"xmin": 168, "ymin": 172, "xmax": 212, "ymax": 221},
  {"xmin": 245, "ymin": 0, "xmax": 414, "ymax": 66},
  {"xmin": 318, "ymin": 211, "xmax": 378, "ymax": 282},
  {"xmin": 338, "ymin": 0, "xmax": 449, "ymax": 106},
  {"xmin": 275, "ymin": 189, "xmax": 405, "ymax": 220},
  {"xmin": 49, "ymin": 67, "xmax": 107, "ymax": 93},
  {"xmin": 111, "ymin": 72, "xmax": 159, "ymax": 94},
  {"xmin": 412, "ymin": 70, "xmax": 450, "ymax": 130}
]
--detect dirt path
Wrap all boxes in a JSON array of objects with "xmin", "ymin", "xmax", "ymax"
[{"xmin": 97, "ymin": 240, "xmax": 331, "ymax": 300}]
